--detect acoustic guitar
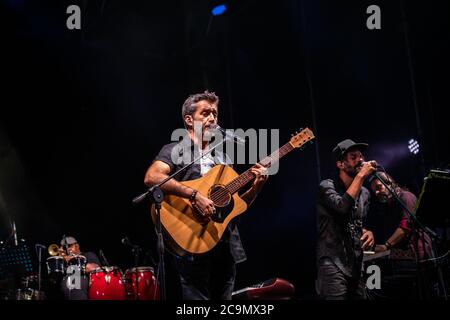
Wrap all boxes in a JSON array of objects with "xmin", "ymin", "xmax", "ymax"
[{"xmin": 151, "ymin": 128, "xmax": 315, "ymax": 255}]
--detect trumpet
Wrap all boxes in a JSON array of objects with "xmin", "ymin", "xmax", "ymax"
[{"xmin": 48, "ymin": 244, "xmax": 62, "ymax": 256}]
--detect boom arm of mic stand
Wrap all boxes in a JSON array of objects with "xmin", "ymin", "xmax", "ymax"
[{"xmin": 132, "ymin": 138, "xmax": 227, "ymax": 205}]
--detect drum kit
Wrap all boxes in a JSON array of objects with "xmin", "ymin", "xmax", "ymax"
[{"xmin": 45, "ymin": 244, "xmax": 160, "ymax": 300}]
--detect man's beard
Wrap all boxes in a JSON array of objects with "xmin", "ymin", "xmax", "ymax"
[
  {"xmin": 377, "ymin": 191, "xmax": 391, "ymax": 203},
  {"xmin": 377, "ymin": 194, "xmax": 389, "ymax": 203},
  {"xmin": 202, "ymin": 125, "xmax": 214, "ymax": 142},
  {"xmin": 345, "ymin": 169, "xmax": 357, "ymax": 178},
  {"xmin": 192, "ymin": 121, "xmax": 215, "ymax": 144},
  {"xmin": 343, "ymin": 162, "xmax": 359, "ymax": 178}
]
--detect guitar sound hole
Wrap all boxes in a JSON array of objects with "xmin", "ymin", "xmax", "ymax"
[{"xmin": 209, "ymin": 185, "xmax": 231, "ymax": 208}]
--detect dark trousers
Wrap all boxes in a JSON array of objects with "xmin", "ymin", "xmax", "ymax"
[
  {"xmin": 317, "ymin": 258, "xmax": 366, "ymax": 300},
  {"xmin": 173, "ymin": 242, "xmax": 236, "ymax": 300}
]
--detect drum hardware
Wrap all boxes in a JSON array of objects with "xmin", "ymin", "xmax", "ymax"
[
  {"xmin": 15, "ymin": 275, "xmax": 46, "ymax": 300},
  {"xmin": 35, "ymin": 244, "xmax": 46, "ymax": 298}
]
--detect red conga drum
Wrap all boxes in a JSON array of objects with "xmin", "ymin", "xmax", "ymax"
[
  {"xmin": 125, "ymin": 266, "xmax": 160, "ymax": 300},
  {"xmin": 88, "ymin": 266, "xmax": 127, "ymax": 300}
]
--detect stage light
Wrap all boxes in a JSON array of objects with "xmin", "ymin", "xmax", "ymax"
[
  {"xmin": 211, "ymin": 4, "xmax": 227, "ymax": 16},
  {"xmin": 408, "ymin": 139, "xmax": 420, "ymax": 155}
]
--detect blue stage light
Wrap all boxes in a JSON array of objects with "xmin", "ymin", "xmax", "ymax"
[{"xmin": 212, "ymin": 4, "xmax": 227, "ymax": 16}]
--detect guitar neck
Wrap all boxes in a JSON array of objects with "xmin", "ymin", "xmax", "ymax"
[{"xmin": 225, "ymin": 142, "xmax": 294, "ymax": 195}]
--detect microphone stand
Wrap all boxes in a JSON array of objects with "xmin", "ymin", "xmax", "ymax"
[
  {"xmin": 121, "ymin": 237, "xmax": 142, "ymax": 300},
  {"xmin": 373, "ymin": 171, "xmax": 448, "ymax": 300},
  {"xmin": 12, "ymin": 221, "xmax": 18, "ymax": 246},
  {"xmin": 61, "ymin": 235, "xmax": 71, "ymax": 299},
  {"xmin": 133, "ymin": 246, "xmax": 141, "ymax": 300},
  {"xmin": 130, "ymin": 242, "xmax": 141, "ymax": 300},
  {"xmin": 35, "ymin": 245, "xmax": 44, "ymax": 298},
  {"xmin": 99, "ymin": 249, "xmax": 111, "ymax": 267},
  {"xmin": 62, "ymin": 235, "xmax": 69, "ymax": 256},
  {"xmin": 132, "ymin": 132, "xmax": 231, "ymax": 301}
]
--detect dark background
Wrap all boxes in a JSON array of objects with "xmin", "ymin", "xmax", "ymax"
[{"xmin": 1, "ymin": 0, "xmax": 449, "ymax": 299}]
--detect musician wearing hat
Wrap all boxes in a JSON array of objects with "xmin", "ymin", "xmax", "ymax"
[
  {"xmin": 316, "ymin": 139, "xmax": 376, "ymax": 300},
  {"xmin": 59, "ymin": 236, "xmax": 101, "ymax": 300}
]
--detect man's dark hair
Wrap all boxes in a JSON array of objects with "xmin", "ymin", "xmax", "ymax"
[
  {"xmin": 371, "ymin": 171, "xmax": 406, "ymax": 195},
  {"xmin": 181, "ymin": 90, "xmax": 219, "ymax": 127}
]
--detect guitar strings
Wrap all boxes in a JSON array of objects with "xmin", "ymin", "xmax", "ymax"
[{"xmin": 207, "ymin": 142, "xmax": 297, "ymax": 204}]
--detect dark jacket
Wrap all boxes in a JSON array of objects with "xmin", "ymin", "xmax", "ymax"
[{"xmin": 316, "ymin": 177, "xmax": 371, "ymax": 278}]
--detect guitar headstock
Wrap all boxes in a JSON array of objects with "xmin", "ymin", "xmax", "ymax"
[{"xmin": 289, "ymin": 127, "xmax": 315, "ymax": 148}]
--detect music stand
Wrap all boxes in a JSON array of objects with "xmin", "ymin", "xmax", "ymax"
[
  {"xmin": 415, "ymin": 170, "xmax": 450, "ymax": 228},
  {"xmin": 0, "ymin": 242, "xmax": 34, "ymax": 278},
  {"xmin": 0, "ymin": 242, "xmax": 34, "ymax": 299}
]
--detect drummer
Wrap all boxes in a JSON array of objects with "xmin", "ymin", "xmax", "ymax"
[{"xmin": 59, "ymin": 236, "xmax": 101, "ymax": 300}]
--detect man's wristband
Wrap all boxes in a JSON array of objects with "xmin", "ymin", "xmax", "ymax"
[{"xmin": 189, "ymin": 190, "xmax": 198, "ymax": 203}]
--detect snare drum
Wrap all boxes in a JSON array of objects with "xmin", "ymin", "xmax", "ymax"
[
  {"xmin": 125, "ymin": 266, "xmax": 160, "ymax": 300},
  {"xmin": 88, "ymin": 267, "xmax": 127, "ymax": 300},
  {"xmin": 46, "ymin": 256, "xmax": 65, "ymax": 275}
]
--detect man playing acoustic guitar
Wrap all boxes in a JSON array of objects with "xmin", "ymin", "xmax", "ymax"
[{"xmin": 144, "ymin": 90, "xmax": 268, "ymax": 300}]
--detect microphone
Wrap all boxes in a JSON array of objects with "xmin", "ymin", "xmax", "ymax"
[
  {"xmin": 210, "ymin": 125, "xmax": 246, "ymax": 145},
  {"xmin": 121, "ymin": 237, "xmax": 139, "ymax": 249},
  {"xmin": 364, "ymin": 161, "xmax": 391, "ymax": 185},
  {"xmin": 359, "ymin": 160, "xmax": 380, "ymax": 182},
  {"xmin": 368, "ymin": 160, "xmax": 379, "ymax": 169},
  {"xmin": 35, "ymin": 244, "xmax": 46, "ymax": 249},
  {"xmin": 360, "ymin": 160, "xmax": 378, "ymax": 168},
  {"xmin": 132, "ymin": 192, "xmax": 148, "ymax": 205},
  {"xmin": 121, "ymin": 237, "xmax": 131, "ymax": 246},
  {"xmin": 360, "ymin": 160, "xmax": 381, "ymax": 171}
]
